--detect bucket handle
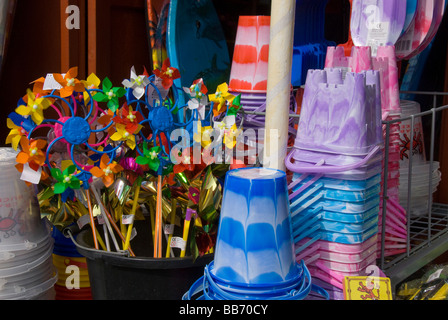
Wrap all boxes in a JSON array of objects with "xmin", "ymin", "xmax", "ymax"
[
  {"xmin": 63, "ymin": 225, "xmax": 130, "ymax": 258},
  {"xmin": 285, "ymin": 145, "xmax": 381, "ymax": 174}
]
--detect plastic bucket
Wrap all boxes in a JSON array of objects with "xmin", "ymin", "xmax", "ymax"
[
  {"xmin": 296, "ymin": 239, "xmax": 377, "ymax": 264},
  {"xmin": 0, "ymin": 242, "xmax": 53, "ymax": 279},
  {"xmin": 52, "ymin": 254, "xmax": 91, "ymax": 288},
  {"xmin": 70, "ymin": 219, "xmax": 214, "ymax": 300},
  {"xmin": 291, "ymin": 181, "xmax": 381, "ymax": 203},
  {"xmin": 292, "ymin": 212, "xmax": 379, "ymax": 235},
  {"xmin": 295, "ymin": 224, "xmax": 378, "ymax": 246},
  {"xmin": 397, "ymin": 100, "xmax": 426, "ymax": 166},
  {"xmin": 233, "ymin": 90, "xmax": 297, "ymax": 133},
  {"xmin": 293, "ymin": 205, "xmax": 379, "ymax": 224},
  {"xmin": 0, "ymin": 256, "xmax": 54, "ymax": 292},
  {"xmin": 306, "ymin": 277, "xmax": 344, "ymax": 300},
  {"xmin": 228, "ymin": 16, "xmax": 271, "ymax": 92},
  {"xmin": 303, "ymin": 251, "xmax": 377, "ymax": 273},
  {"xmin": 0, "ymin": 226, "xmax": 53, "ymax": 269},
  {"xmin": 0, "ymin": 274, "xmax": 57, "ymax": 300},
  {"xmin": 295, "ymin": 70, "xmax": 382, "ymax": 156},
  {"xmin": 0, "ymin": 149, "xmax": 48, "ymax": 249},
  {"xmin": 295, "ymin": 235, "xmax": 377, "ymax": 255},
  {"xmin": 52, "ymin": 225, "xmax": 84, "ymax": 258},
  {"xmin": 212, "ymin": 168, "xmax": 299, "ymax": 287},
  {"xmin": 54, "ymin": 284, "xmax": 92, "ymax": 300},
  {"xmin": 290, "ymin": 146, "xmax": 384, "ymax": 167},
  {"xmin": 292, "ymin": 173, "xmax": 382, "ymax": 191}
]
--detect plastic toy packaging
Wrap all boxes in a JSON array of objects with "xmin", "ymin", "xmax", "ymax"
[{"xmin": 397, "ymin": 264, "xmax": 448, "ymax": 300}]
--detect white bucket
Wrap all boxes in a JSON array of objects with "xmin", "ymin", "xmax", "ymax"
[
  {"xmin": 0, "ymin": 241, "xmax": 54, "ymax": 280},
  {"xmin": 398, "ymin": 162, "xmax": 442, "ymax": 217},
  {"xmin": 0, "ymin": 222, "xmax": 52, "ymax": 269},
  {"xmin": 0, "ymin": 274, "xmax": 58, "ymax": 300},
  {"xmin": 397, "ymin": 100, "xmax": 426, "ymax": 167},
  {"xmin": 0, "ymin": 149, "xmax": 48, "ymax": 249},
  {"xmin": 0, "ymin": 243, "xmax": 56, "ymax": 299}
]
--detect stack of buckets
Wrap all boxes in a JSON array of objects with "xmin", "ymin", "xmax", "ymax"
[
  {"xmin": 0, "ymin": 148, "xmax": 57, "ymax": 300},
  {"xmin": 52, "ymin": 226, "xmax": 92, "ymax": 300},
  {"xmin": 183, "ymin": 167, "xmax": 328, "ymax": 300},
  {"xmin": 285, "ymin": 68, "xmax": 384, "ymax": 299},
  {"xmin": 397, "ymin": 100, "xmax": 442, "ymax": 217},
  {"xmin": 228, "ymin": 15, "xmax": 297, "ymax": 163},
  {"xmin": 325, "ymin": 45, "xmax": 408, "ymax": 258}
]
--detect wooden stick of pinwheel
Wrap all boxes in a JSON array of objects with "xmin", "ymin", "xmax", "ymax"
[
  {"xmin": 123, "ymin": 177, "xmax": 143, "ymax": 251},
  {"xmin": 165, "ymin": 198, "xmax": 177, "ymax": 258},
  {"xmin": 85, "ymin": 188, "xmax": 99, "ymax": 250},
  {"xmin": 154, "ymin": 174, "xmax": 163, "ymax": 258}
]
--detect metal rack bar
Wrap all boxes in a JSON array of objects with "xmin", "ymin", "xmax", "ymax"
[{"xmin": 378, "ymin": 91, "xmax": 448, "ymax": 289}]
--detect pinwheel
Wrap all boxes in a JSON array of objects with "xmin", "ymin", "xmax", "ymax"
[{"xmin": 8, "ymin": 70, "xmax": 128, "ymax": 250}]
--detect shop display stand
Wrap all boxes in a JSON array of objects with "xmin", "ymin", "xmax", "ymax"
[
  {"xmin": 236, "ymin": 89, "xmax": 448, "ymax": 295},
  {"xmin": 379, "ymin": 91, "xmax": 448, "ymax": 292}
]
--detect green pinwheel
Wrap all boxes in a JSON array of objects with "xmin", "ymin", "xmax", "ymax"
[
  {"xmin": 227, "ymin": 94, "xmax": 242, "ymax": 116},
  {"xmin": 135, "ymin": 143, "xmax": 162, "ymax": 172},
  {"xmin": 92, "ymin": 77, "xmax": 126, "ymax": 112},
  {"xmin": 51, "ymin": 165, "xmax": 81, "ymax": 194}
]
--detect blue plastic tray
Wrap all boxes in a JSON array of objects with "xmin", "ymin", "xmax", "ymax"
[
  {"xmin": 293, "ymin": 224, "xmax": 378, "ymax": 248},
  {"xmin": 292, "ymin": 173, "xmax": 382, "ymax": 191},
  {"xmin": 293, "ymin": 204, "xmax": 379, "ymax": 224},
  {"xmin": 292, "ymin": 212, "xmax": 378, "ymax": 236}
]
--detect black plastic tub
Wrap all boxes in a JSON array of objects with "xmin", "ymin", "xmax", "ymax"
[{"xmin": 67, "ymin": 220, "xmax": 213, "ymax": 300}]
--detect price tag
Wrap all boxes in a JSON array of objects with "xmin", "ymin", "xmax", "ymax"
[
  {"xmin": 97, "ymin": 213, "xmax": 105, "ymax": 225},
  {"xmin": 164, "ymin": 224, "xmax": 175, "ymax": 235},
  {"xmin": 77, "ymin": 214, "xmax": 91, "ymax": 230},
  {"xmin": 427, "ymin": 269, "xmax": 443, "ymax": 283},
  {"xmin": 129, "ymin": 228, "xmax": 137, "ymax": 241},
  {"xmin": 121, "ymin": 215, "xmax": 135, "ymax": 225},
  {"xmin": 366, "ymin": 21, "xmax": 390, "ymax": 56},
  {"xmin": 339, "ymin": 67, "xmax": 351, "ymax": 81},
  {"xmin": 170, "ymin": 237, "xmax": 186, "ymax": 251},
  {"xmin": 147, "ymin": 77, "xmax": 169, "ymax": 102},
  {"xmin": 395, "ymin": 28, "xmax": 414, "ymax": 56},
  {"xmin": 43, "ymin": 73, "xmax": 64, "ymax": 90},
  {"xmin": 20, "ymin": 163, "xmax": 42, "ymax": 185}
]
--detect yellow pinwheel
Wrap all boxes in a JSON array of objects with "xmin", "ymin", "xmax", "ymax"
[
  {"xmin": 208, "ymin": 83, "xmax": 235, "ymax": 118},
  {"xmin": 214, "ymin": 115, "xmax": 240, "ymax": 149},
  {"xmin": 81, "ymin": 73, "xmax": 101, "ymax": 103},
  {"xmin": 15, "ymin": 89, "xmax": 52, "ymax": 125},
  {"xmin": 110, "ymin": 123, "xmax": 142, "ymax": 150},
  {"xmin": 223, "ymin": 123, "xmax": 241, "ymax": 149},
  {"xmin": 5, "ymin": 118, "xmax": 27, "ymax": 151},
  {"xmin": 194, "ymin": 121, "xmax": 214, "ymax": 148}
]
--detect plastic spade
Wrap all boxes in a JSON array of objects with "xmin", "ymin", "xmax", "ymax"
[
  {"xmin": 395, "ymin": 0, "xmax": 436, "ymax": 59},
  {"xmin": 402, "ymin": 0, "xmax": 418, "ymax": 35},
  {"xmin": 350, "ymin": 0, "xmax": 407, "ymax": 55},
  {"xmin": 404, "ymin": 0, "xmax": 446, "ymax": 59}
]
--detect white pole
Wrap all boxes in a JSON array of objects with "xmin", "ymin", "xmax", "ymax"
[{"xmin": 263, "ymin": 0, "xmax": 296, "ymax": 171}]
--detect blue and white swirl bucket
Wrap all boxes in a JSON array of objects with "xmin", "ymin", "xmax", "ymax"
[{"xmin": 183, "ymin": 167, "xmax": 328, "ymax": 300}]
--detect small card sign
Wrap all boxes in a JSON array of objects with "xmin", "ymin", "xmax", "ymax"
[
  {"xmin": 343, "ymin": 276, "xmax": 393, "ymax": 300},
  {"xmin": 77, "ymin": 214, "xmax": 91, "ymax": 230},
  {"xmin": 170, "ymin": 237, "xmax": 186, "ymax": 251},
  {"xmin": 121, "ymin": 214, "xmax": 135, "ymax": 225},
  {"xmin": 43, "ymin": 73, "xmax": 65, "ymax": 91},
  {"xmin": 164, "ymin": 224, "xmax": 175, "ymax": 235},
  {"xmin": 20, "ymin": 163, "xmax": 42, "ymax": 185}
]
